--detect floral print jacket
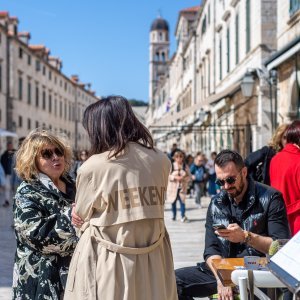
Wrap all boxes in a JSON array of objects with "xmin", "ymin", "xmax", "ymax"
[{"xmin": 12, "ymin": 174, "xmax": 78, "ymax": 300}]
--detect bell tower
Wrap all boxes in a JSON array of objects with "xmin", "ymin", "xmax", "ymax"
[{"xmin": 149, "ymin": 15, "xmax": 170, "ymax": 111}]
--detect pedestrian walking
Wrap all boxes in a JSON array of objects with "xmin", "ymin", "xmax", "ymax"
[
  {"xmin": 190, "ymin": 154, "xmax": 208, "ymax": 208},
  {"xmin": 0, "ymin": 163, "xmax": 6, "ymax": 205},
  {"xmin": 12, "ymin": 129, "xmax": 77, "ymax": 299},
  {"xmin": 70, "ymin": 149, "xmax": 89, "ymax": 179},
  {"xmin": 65, "ymin": 95, "xmax": 178, "ymax": 300},
  {"xmin": 206, "ymin": 151, "xmax": 217, "ymax": 196},
  {"xmin": 1, "ymin": 141, "xmax": 15, "ymax": 207},
  {"xmin": 167, "ymin": 150, "xmax": 192, "ymax": 222}
]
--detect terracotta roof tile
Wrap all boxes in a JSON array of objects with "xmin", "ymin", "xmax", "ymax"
[
  {"xmin": 29, "ymin": 45, "xmax": 46, "ymax": 50},
  {"xmin": 180, "ymin": 6, "xmax": 200, "ymax": 13},
  {"xmin": 0, "ymin": 11, "xmax": 9, "ymax": 18}
]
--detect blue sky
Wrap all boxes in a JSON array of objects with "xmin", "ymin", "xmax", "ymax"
[{"xmin": 1, "ymin": 1, "xmax": 200, "ymax": 102}]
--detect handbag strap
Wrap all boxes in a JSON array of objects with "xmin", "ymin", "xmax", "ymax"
[{"xmin": 248, "ymin": 269, "xmax": 254, "ymax": 300}]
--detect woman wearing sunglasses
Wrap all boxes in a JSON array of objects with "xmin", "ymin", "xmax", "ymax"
[{"xmin": 12, "ymin": 129, "xmax": 78, "ymax": 300}]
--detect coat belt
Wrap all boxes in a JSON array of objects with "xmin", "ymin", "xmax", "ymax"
[{"xmin": 91, "ymin": 226, "xmax": 165, "ymax": 255}]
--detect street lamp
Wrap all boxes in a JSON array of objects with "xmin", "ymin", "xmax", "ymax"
[
  {"xmin": 241, "ymin": 71, "xmax": 255, "ymax": 98},
  {"xmin": 198, "ymin": 108, "xmax": 207, "ymax": 122}
]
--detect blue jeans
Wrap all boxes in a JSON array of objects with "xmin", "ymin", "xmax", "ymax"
[
  {"xmin": 172, "ymin": 192, "xmax": 186, "ymax": 219},
  {"xmin": 193, "ymin": 182, "xmax": 203, "ymax": 205}
]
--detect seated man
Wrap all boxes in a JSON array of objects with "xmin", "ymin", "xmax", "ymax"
[{"xmin": 175, "ymin": 149, "xmax": 291, "ymax": 300}]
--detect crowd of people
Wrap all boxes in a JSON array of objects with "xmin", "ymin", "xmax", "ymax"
[
  {"xmin": 166, "ymin": 146, "xmax": 219, "ymax": 222},
  {"xmin": 1, "ymin": 95, "xmax": 299, "ymax": 300}
]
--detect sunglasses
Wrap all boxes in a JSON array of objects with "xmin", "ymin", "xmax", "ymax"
[
  {"xmin": 40, "ymin": 148, "xmax": 64, "ymax": 160},
  {"xmin": 215, "ymin": 170, "xmax": 242, "ymax": 187}
]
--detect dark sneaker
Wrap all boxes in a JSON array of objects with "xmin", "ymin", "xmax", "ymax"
[{"xmin": 2, "ymin": 200, "xmax": 9, "ymax": 207}]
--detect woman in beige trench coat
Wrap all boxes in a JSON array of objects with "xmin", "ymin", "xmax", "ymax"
[
  {"xmin": 64, "ymin": 96, "xmax": 178, "ymax": 300},
  {"xmin": 166, "ymin": 150, "xmax": 191, "ymax": 222}
]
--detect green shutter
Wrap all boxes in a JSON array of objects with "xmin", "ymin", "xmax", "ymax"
[
  {"xmin": 235, "ymin": 13, "xmax": 239, "ymax": 64},
  {"xmin": 246, "ymin": 0, "xmax": 251, "ymax": 53}
]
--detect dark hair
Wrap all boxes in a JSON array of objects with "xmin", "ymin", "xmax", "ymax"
[
  {"xmin": 286, "ymin": 120, "xmax": 300, "ymax": 146},
  {"xmin": 215, "ymin": 149, "xmax": 245, "ymax": 169},
  {"xmin": 82, "ymin": 95, "xmax": 154, "ymax": 158}
]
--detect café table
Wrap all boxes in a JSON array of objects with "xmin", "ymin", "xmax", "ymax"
[
  {"xmin": 211, "ymin": 258, "xmax": 245, "ymax": 287},
  {"xmin": 212, "ymin": 258, "xmax": 286, "ymax": 300}
]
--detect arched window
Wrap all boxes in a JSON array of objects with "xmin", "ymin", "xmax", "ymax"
[
  {"xmin": 161, "ymin": 52, "xmax": 165, "ymax": 62},
  {"xmin": 155, "ymin": 52, "xmax": 160, "ymax": 61},
  {"xmin": 201, "ymin": 16, "xmax": 207, "ymax": 35},
  {"xmin": 291, "ymin": 79, "xmax": 300, "ymax": 118}
]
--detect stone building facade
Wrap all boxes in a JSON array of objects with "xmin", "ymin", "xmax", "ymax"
[
  {"xmin": 147, "ymin": 0, "xmax": 298, "ymax": 158},
  {"xmin": 0, "ymin": 15, "xmax": 8, "ymax": 130},
  {"xmin": 265, "ymin": 0, "xmax": 300, "ymax": 122},
  {"xmin": 0, "ymin": 11, "xmax": 99, "ymax": 151}
]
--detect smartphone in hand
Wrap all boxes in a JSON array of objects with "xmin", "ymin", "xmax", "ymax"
[{"xmin": 212, "ymin": 223, "xmax": 227, "ymax": 230}]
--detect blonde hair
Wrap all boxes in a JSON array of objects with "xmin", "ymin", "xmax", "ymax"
[
  {"xmin": 15, "ymin": 129, "xmax": 72, "ymax": 181},
  {"xmin": 268, "ymin": 123, "xmax": 289, "ymax": 152}
]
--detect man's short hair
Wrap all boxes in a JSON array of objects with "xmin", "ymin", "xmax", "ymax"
[{"xmin": 215, "ymin": 149, "xmax": 245, "ymax": 169}]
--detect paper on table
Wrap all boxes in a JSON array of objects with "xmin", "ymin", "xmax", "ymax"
[{"xmin": 270, "ymin": 231, "xmax": 300, "ymax": 281}]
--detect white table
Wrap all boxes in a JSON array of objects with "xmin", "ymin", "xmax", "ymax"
[{"xmin": 231, "ymin": 269, "xmax": 286, "ymax": 300}]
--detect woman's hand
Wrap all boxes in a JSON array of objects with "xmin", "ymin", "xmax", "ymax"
[{"xmin": 71, "ymin": 203, "xmax": 84, "ymax": 228}]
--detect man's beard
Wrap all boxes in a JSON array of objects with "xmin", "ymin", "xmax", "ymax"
[{"xmin": 225, "ymin": 179, "xmax": 245, "ymax": 199}]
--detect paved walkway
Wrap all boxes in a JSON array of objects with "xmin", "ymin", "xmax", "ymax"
[
  {"xmin": 0, "ymin": 205, "xmax": 15, "ymax": 300},
  {"xmin": 0, "ymin": 196, "xmax": 210, "ymax": 300}
]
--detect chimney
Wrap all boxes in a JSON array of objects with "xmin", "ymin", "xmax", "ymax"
[
  {"xmin": 0, "ymin": 11, "xmax": 9, "ymax": 28},
  {"xmin": 49, "ymin": 56, "xmax": 62, "ymax": 71},
  {"xmin": 18, "ymin": 32, "xmax": 31, "ymax": 45},
  {"xmin": 29, "ymin": 45, "xmax": 50, "ymax": 61},
  {"xmin": 70, "ymin": 75, "xmax": 79, "ymax": 83},
  {"xmin": 8, "ymin": 16, "xmax": 18, "ymax": 36}
]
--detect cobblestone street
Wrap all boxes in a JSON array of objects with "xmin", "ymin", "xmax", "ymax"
[{"xmin": 0, "ymin": 196, "xmax": 210, "ymax": 300}]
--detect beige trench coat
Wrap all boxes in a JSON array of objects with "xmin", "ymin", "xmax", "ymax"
[
  {"xmin": 64, "ymin": 143, "xmax": 178, "ymax": 300},
  {"xmin": 166, "ymin": 162, "xmax": 191, "ymax": 204}
]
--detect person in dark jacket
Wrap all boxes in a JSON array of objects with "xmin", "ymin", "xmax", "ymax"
[
  {"xmin": 175, "ymin": 149, "xmax": 291, "ymax": 300},
  {"xmin": 245, "ymin": 123, "xmax": 288, "ymax": 185},
  {"xmin": 190, "ymin": 154, "xmax": 208, "ymax": 208},
  {"xmin": 12, "ymin": 129, "xmax": 78, "ymax": 300},
  {"xmin": 1, "ymin": 141, "xmax": 16, "ymax": 206}
]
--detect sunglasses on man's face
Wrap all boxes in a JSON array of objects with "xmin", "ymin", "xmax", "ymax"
[
  {"xmin": 40, "ymin": 148, "xmax": 64, "ymax": 160},
  {"xmin": 215, "ymin": 170, "xmax": 242, "ymax": 187}
]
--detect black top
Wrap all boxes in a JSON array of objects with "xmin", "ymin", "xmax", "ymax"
[
  {"xmin": 228, "ymin": 195, "xmax": 250, "ymax": 257},
  {"xmin": 203, "ymin": 179, "xmax": 291, "ymax": 261},
  {"xmin": 245, "ymin": 146, "xmax": 276, "ymax": 185}
]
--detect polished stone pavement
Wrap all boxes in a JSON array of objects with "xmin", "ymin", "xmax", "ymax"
[{"xmin": 0, "ymin": 196, "xmax": 211, "ymax": 300}]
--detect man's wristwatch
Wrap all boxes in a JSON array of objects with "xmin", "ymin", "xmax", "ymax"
[{"xmin": 244, "ymin": 230, "xmax": 252, "ymax": 244}]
